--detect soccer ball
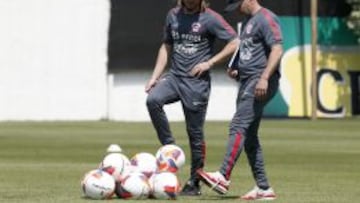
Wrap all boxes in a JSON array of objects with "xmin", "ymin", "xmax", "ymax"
[
  {"xmin": 99, "ymin": 153, "xmax": 130, "ymax": 181},
  {"xmin": 106, "ymin": 144, "xmax": 122, "ymax": 153},
  {"xmin": 115, "ymin": 172, "xmax": 150, "ymax": 199},
  {"xmin": 150, "ymin": 172, "xmax": 180, "ymax": 199},
  {"xmin": 130, "ymin": 152, "xmax": 157, "ymax": 178},
  {"xmin": 81, "ymin": 169, "xmax": 115, "ymax": 200},
  {"xmin": 155, "ymin": 144, "xmax": 185, "ymax": 173}
]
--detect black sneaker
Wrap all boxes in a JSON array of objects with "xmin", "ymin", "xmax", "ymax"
[{"xmin": 179, "ymin": 180, "xmax": 201, "ymax": 196}]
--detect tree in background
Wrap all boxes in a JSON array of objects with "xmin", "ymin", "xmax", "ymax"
[{"xmin": 346, "ymin": 0, "xmax": 360, "ymax": 43}]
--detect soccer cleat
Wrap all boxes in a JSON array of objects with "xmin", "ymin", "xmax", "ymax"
[
  {"xmin": 241, "ymin": 186, "xmax": 276, "ymax": 201},
  {"xmin": 179, "ymin": 180, "xmax": 201, "ymax": 196},
  {"xmin": 197, "ymin": 169, "xmax": 230, "ymax": 195}
]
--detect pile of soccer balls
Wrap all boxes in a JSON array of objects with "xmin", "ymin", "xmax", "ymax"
[{"xmin": 81, "ymin": 144, "xmax": 185, "ymax": 200}]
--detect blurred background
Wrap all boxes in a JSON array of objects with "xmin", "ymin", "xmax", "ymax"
[{"xmin": 0, "ymin": 0, "xmax": 359, "ymax": 121}]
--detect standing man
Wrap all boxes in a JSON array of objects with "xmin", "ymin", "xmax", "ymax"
[
  {"xmin": 197, "ymin": 0, "xmax": 283, "ymax": 201},
  {"xmin": 145, "ymin": 0, "xmax": 239, "ymax": 196}
]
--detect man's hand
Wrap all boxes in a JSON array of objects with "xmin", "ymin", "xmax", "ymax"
[
  {"xmin": 190, "ymin": 61, "xmax": 212, "ymax": 77},
  {"xmin": 227, "ymin": 68, "xmax": 238, "ymax": 80},
  {"xmin": 145, "ymin": 78, "xmax": 157, "ymax": 93},
  {"xmin": 255, "ymin": 78, "xmax": 268, "ymax": 101}
]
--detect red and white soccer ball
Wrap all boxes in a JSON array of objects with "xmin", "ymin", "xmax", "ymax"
[
  {"xmin": 115, "ymin": 172, "xmax": 151, "ymax": 199},
  {"xmin": 130, "ymin": 152, "xmax": 157, "ymax": 178},
  {"xmin": 99, "ymin": 153, "xmax": 131, "ymax": 181},
  {"xmin": 155, "ymin": 144, "xmax": 185, "ymax": 173},
  {"xmin": 150, "ymin": 172, "xmax": 180, "ymax": 199},
  {"xmin": 81, "ymin": 169, "xmax": 115, "ymax": 200}
]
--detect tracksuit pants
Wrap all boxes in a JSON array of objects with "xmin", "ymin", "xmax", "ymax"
[
  {"xmin": 146, "ymin": 73, "xmax": 210, "ymax": 183},
  {"xmin": 219, "ymin": 74, "xmax": 279, "ymax": 189}
]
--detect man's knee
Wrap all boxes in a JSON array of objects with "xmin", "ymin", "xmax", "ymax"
[
  {"xmin": 244, "ymin": 137, "xmax": 260, "ymax": 154},
  {"xmin": 146, "ymin": 94, "xmax": 162, "ymax": 109}
]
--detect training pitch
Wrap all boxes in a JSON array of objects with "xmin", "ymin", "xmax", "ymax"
[{"xmin": 0, "ymin": 119, "xmax": 359, "ymax": 203}]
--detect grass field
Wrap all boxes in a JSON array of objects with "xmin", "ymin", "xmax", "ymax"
[{"xmin": 0, "ymin": 119, "xmax": 359, "ymax": 203}]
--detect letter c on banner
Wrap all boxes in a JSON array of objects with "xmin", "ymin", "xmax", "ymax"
[{"xmin": 316, "ymin": 69, "xmax": 344, "ymax": 114}]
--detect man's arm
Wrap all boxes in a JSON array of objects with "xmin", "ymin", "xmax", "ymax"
[
  {"xmin": 260, "ymin": 44, "xmax": 283, "ymax": 81},
  {"xmin": 208, "ymin": 38, "xmax": 240, "ymax": 68},
  {"xmin": 145, "ymin": 43, "xmax": 171, "ymax": 92},
  {"xmin": 191, "ymin": 38, "xmax": 239, "ymax": 77},
  {"xmin": 255, "ymin": 44, "xmax": 283, "ymax": 100}
]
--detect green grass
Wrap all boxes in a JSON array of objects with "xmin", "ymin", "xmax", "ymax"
[{"xmin": 0, "ymin": 119, "xmax": 359, "ymax": 203}]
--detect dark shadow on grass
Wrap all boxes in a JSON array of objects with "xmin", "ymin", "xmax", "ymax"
[
  {"xmin": 80, "ymin": 196, "xmax": 96, "ymax": 200},
  {"xmin": 80, "ymin": 195, "xmax": 119, "ymax": 201},
  {"xmin": 197, "ymin": 195, "xmax": 240, "ymax": 200}
]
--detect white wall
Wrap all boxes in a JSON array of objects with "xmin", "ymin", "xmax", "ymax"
[
  {"xmin": 0, "ymin": 0, "xmax": 109, "ymax": 120},
  {"xmin": 0, "ymin": 0, "xmax": 238, "ymax": 121},
  {"xmin": 108, "ymin": 71, "xmax": 238, "ymax": 121}
]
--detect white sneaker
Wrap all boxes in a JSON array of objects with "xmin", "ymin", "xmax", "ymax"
[
  {"xmin": 241, "ymin": 186, "xmax": 276, "ymax": 201},
  {"xmin": 197, "ymin": 169, "xmax": 230, "ymax": 195}
]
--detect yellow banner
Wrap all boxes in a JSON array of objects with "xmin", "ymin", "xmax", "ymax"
[{"xmin": 280, "ymin": 45, "xmax": 360, "ymax": 117}]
